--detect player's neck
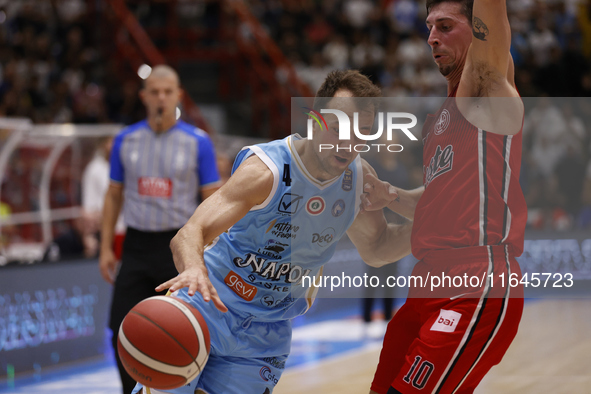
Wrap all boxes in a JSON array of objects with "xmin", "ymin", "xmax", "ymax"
[
  {"xmin": 446, "ymin": 64, "xmax": 464, "ymax": 96},
  {"xmin": 295, "ymin": 139, "xmax": 334, "ymax": 182},
  {"xmin": 148, "ymin": 116, "xmax": 176, "ymax": 134}
]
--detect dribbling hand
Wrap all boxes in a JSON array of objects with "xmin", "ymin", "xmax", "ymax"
[{"xmin": 156, "ymin": 266, "xmax": 228, "ymax": 313}]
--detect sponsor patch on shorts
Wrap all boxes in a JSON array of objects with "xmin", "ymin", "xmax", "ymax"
[{"xmin": 430, "ymin": 309, "xmax": 461, "ymax": 333}]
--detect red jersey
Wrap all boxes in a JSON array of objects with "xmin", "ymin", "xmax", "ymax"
[{"xmin": 411, "ymin": 91, "xmax": 527, "ymax": 260}]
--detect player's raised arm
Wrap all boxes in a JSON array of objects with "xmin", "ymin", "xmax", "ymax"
[
  {"xmin": 156, "ymin": 155, "xmax": 274, "ymax": 312},
  {"xmin": 347, "ymin": 160, "xmax": 413, "ymax": 267},
  {"xmin": 466, "ymin": 0, "xmax": 511, "ymax": 77},
  {"xmin": 452, "ymin": 0, "xmax": 523, "ymax": 133}
]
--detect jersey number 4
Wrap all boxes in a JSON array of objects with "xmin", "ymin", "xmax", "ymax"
[{"xmin": 282, "ymin": 164, "xmax": 291, "ymax": 186}]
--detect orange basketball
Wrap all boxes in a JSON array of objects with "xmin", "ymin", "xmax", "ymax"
[{"xmin": 117, "ymin": 296, "xmax": 210, "ymax": 390}]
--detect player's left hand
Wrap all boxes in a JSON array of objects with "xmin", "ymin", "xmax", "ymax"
[{"xmin": 360, "ymin": 173, "xmax": 399, "ymax": 212}]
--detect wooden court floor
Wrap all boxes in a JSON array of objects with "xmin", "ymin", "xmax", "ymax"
[{"xmin": 274, "ymin": 299, "xmax": 591, "ymax": 394}]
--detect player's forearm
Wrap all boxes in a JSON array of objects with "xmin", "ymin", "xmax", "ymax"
[
  {"xmin": 387, "ymin": 186, "xmax": 424, "ymax": 220},
  {"xmin": 169, "ymin": 219, "xmax": 209, "ymax": 274},
  {"xmin": 100, "ymin": 188, "xmax": 122, "ymax": 254}
]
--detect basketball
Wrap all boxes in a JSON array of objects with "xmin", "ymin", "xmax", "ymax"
[{"xmin": 117, "ymin": 296, "xmax": 211, "ymax": 390}]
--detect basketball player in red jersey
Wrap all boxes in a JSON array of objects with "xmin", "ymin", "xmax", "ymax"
[{"xmin": 365, "ymin": 0, "xmax": 526, "ymax": 393}]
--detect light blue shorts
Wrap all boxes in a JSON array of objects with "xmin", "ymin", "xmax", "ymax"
[{"xmin": 131, "ymin": 289, "xmax": 291, "ymax": 394}]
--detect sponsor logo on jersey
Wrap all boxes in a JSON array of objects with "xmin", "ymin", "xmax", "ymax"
[
  {"xmin": 277, "ymin": 193, "xmax": 303, "ymax": 215},
  {"xmin": 273, "ymin": 296, "xmax": 296, "ymax": 307},
  {"xmin": 331, "ymin": 199, "xmax": 346, "ymax": 217},
  {"xmin": 247, "ymin": 275, "xmax": 289, "ymax": 292},
  {"xmin": 424, "ymin": 144, "xmax": 454, "ymax": 188},
  {"xmin": 259, "ymin": 366, "xmax": 279, "ymax": 385},
  {"xmin": 224, "ymin": 270, "xmax": 257, "ymax": 301},
  {"xmin": 257, "ymin": 239, "xmax": 289, "ymax": 260},
  {"xmin": 306, "ymin": 196, "xmax": 325, "ymax": 215},
  {"xmin": 261, "ymin": 294, "xmax": 275, "ymax": 307},
  {"xmin": 266, "ymin": 220, "xmax": 300, "ymax": 239},
  {"xmin": 342, "ymin": 169, "xmax": 353, "ymax": 191},
  {"xmin": 312, "ymin": 227, "xmax": 335, "ymax": 247},
  {"xmin": 430, "ymin": 309, "xmax": 461, "ymax": 333},
  {"xmin": 234, "ymin": 253, "xmax": 311, "ymax": 283},
  {"xmin": 434, "ymin": 109, "xmax": 450, "ymax": 135},
  {"xmin": 138, "ymin": 177, "xmax": 172, "ymax": 198},
  {"xmin": 263, "ymin": 357, "xmax": 286, "ymax": 370}
]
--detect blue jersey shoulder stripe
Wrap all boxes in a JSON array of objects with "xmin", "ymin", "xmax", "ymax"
[
  {"xmin": 109, "ymin": 120, "xmax": 147, "ymax": 183},
  {"xmin": 176, "ymin": 121, "xmax": 221, "ymax": 188}
]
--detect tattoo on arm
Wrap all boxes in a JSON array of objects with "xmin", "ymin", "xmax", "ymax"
[
  {"xmin": 394, "ymin": 195, "xmax": 400, "ymax": 203},
  {"xmin": 472, "ymin": 16, "xmax": 489, "ymax": 41}
]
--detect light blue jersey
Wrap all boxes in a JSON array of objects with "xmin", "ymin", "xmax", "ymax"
[
  {"xmin": 132, "ymin": 134, "xmax": 364, "ymax": 394},
  {"xmin": 206, "ymin": 134, "xmax": 363, "ymax": 320}
]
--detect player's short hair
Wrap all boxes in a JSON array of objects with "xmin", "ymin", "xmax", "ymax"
[
  {"xmin": 426, "ymin": 0, "xmax": 473, "ymax": 23},
  {"xmin": 313, "ymin": 70, "xmax": 381, "ymax": 113}
]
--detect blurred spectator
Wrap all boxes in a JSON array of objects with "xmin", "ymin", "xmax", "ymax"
[
  {"xmin": 297, "ymin": 52, "xmax": 333, "ymax": 91},
  {"xmin": 323, "ymin": 33, "xmax": 350, "ymax": 69},
  {"xmin": 82, "ymin": 136, "xmax": 125, "ymax": 260},
  {"xmin": 305, "ymin": 14, "xmax": 333, "ymax": 47},
  {"xmin": 528, "ymin": 18, "xmax": 560, "ymax": 67},
  {"xmin": 386, "ymin": 0, "xmax": 421, "ymax": 38},
  {"xmin": 351, "ymin": 32, "xmax": 385, "ymax": 69},
  {"xmin": 343, "ymin": 0, "xmax": 374, "ymax": 29},
  {"xmin": 44, "ymin": 215, "xmax": 98, "ymax": 262}
]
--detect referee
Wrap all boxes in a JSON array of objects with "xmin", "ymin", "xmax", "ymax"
[{"xmin": 99, "ymin": 65, "xmax": 221, "ymax": 394}]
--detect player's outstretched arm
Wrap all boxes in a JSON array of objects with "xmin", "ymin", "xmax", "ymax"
[
  {"xmin": 347, "ymin": 161, "xmax": 413, "ymax": 267},
  {"xmin": 156, "ymin": 155, "xmax": 274, "ymax": 312},
  {"xmin": 361, "ymin": 172, "xmax": 424, "ymax": 220},
  {"xmin": 465, "ymin": 0, "xmax": 512, "ymax": 78}
]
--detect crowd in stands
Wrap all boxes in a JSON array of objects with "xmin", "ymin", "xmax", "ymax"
[
  {"xmin": 0, "ymin": 0, "xmax": 590, "ymax": 238},
  {"xmin": 0, "ymin": 0, "xmax": 144, "ymax": 125}
]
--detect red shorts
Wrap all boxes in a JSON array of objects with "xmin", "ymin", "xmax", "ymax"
[
  {"xmin": 113, "ymin": 233, "xmax": 126, "ymax": 261},
  {"xmin": 371, "ymin": 245, "xmax": 524, "ymax": 394}
]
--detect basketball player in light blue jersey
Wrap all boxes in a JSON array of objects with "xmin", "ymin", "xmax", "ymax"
[{"xmin": 132, "ymin": 70, "xmax": 420, "ymax": 394}]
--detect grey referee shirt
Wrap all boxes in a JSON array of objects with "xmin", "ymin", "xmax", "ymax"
[{"xmin": 109, "ymin": 120, "xmax": 220, "ymax": 231}]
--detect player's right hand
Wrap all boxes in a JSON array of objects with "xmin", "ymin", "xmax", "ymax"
[
  {"xmin": 361, "ymin": 173, "xmax": 399, "ymax": 212},
  {"xmin": 156, "ymin": 266, "xmax": 228, "ymax": 313},
  {"xmin": 99, "ymin": 248, "xmax": 119, "ymax": 284}
]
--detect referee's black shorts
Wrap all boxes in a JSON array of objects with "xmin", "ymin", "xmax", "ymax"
[{"xmin": 109, "ymin": 227, "xmax": 180, "ymax": 333}]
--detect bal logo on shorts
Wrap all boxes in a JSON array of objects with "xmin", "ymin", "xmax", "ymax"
[{"xmin": 430, "ymin": 309, "xmax": 461, "ymax": 333}]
